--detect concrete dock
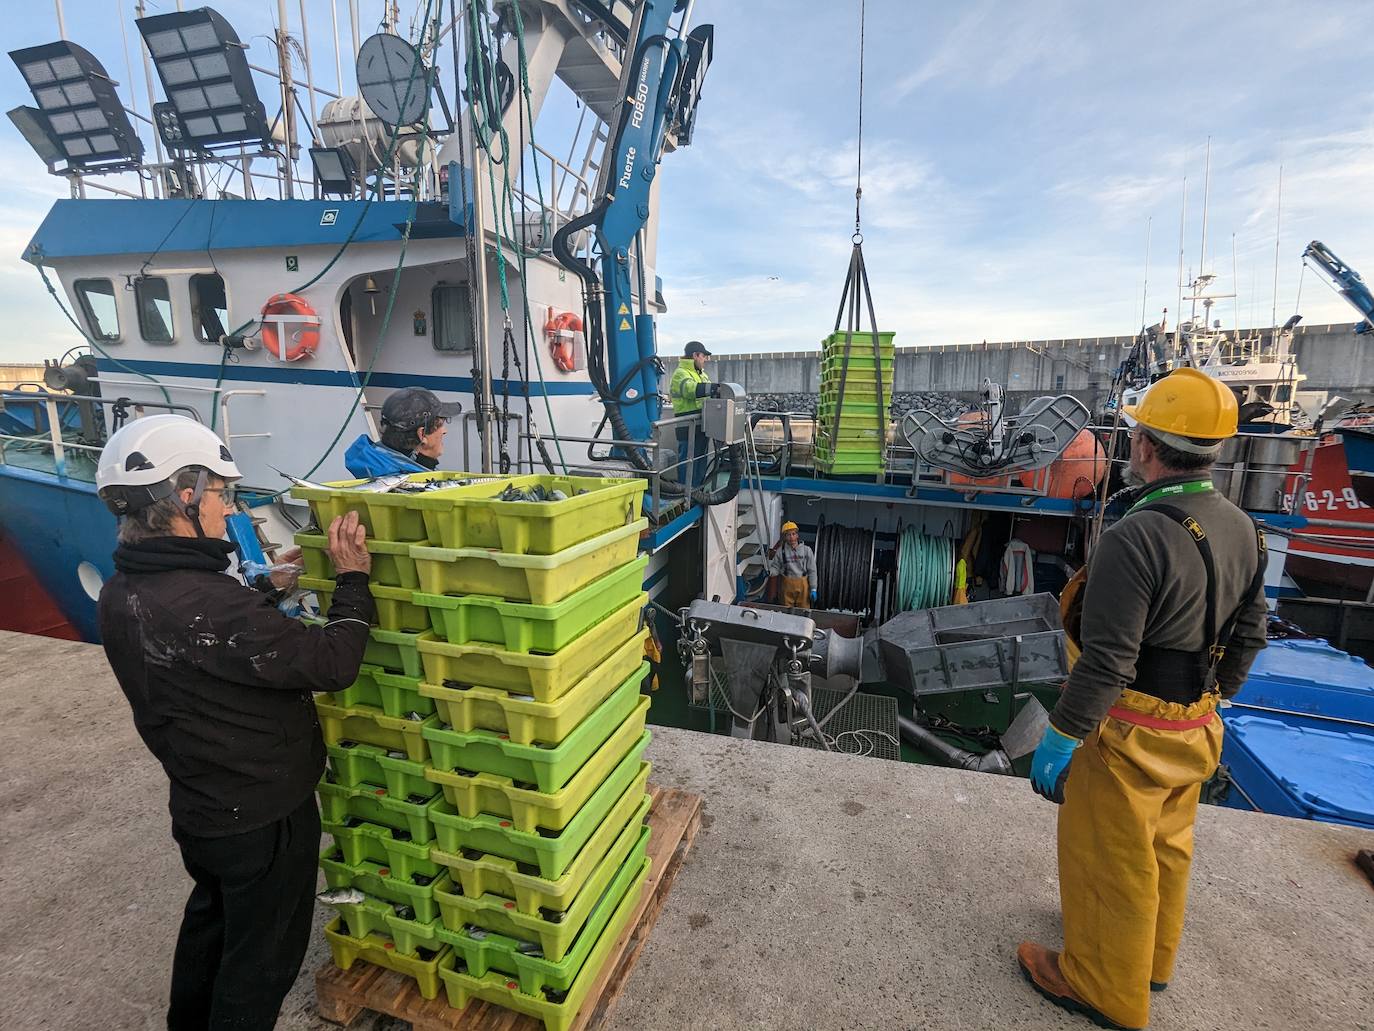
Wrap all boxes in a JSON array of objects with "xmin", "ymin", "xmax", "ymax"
[{"xmin": 2, "ymin": 629, "xmax": 1371, "ymax": 1031}]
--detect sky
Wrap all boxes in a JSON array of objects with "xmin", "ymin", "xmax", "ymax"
[{"xmin": 2, "ymin": 0, "xmax": 1373, "ymax": 365}]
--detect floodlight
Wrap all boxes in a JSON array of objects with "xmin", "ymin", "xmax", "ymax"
[
  {"xmin": 310, "ymin": 146, "xmax": 357, "ymax": 196},
  {"xmin": 136, "ymin": 7, "xmax": 270, "ymax": 149},
  {"xmin": 8, "ymin": 41, "xmax": 144, "ymax": 169},
  {"xmin": 7, "ymin": 106, "xmax": 64, "ymax": 166}
]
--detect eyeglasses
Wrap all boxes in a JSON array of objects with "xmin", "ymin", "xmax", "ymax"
[{"xmin": 203, "ymin": 486, "xmax": 237, "ymax": 506}]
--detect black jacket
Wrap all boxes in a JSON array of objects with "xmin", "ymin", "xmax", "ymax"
[{"xmin": 98, "ymin": 537, "xmax": 375, "ymax": 837}]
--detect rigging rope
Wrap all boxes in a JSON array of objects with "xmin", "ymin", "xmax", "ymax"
[{"xmin": 854, "ymin": 0, "xmax": 866, "ymax": 235}]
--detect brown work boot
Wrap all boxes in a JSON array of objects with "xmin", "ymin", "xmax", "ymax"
[{"xmin": 1016, "ymin": 942, "xmax": 1141, "ymax": 1030}]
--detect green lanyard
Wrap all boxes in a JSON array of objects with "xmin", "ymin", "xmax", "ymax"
[{"xmin": 1127, "ymin": 478, "xmax": 1213, "ymax": 515}]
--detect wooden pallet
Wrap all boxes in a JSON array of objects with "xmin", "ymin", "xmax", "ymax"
[{"xmin": 315, "ymin": 784, "xmax": 703, "ymax": 1031}]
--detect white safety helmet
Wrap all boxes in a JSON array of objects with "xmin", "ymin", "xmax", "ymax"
[{"xmin": 96, "ymin": 414, "xmax": 241, "ymax": 516}]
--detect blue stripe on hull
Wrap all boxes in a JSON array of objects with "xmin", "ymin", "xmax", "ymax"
[
  {"xmin": 0, "ymin": 467, "xmax": 114, "ymax": 643},
  {"xmin": 93, "ymin": 358, "xmax": 599, "ymax": 397}
]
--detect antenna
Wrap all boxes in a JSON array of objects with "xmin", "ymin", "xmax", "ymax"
[
  {"xmin": 357, "ymin": 32, "xmax": 430, "ymax": 127},
  {"xmin": 1231, "ymin": 233, "xmax": 1238, "ymax": 334},
  {"xmin": 1271, "ymin": 159, "xmax": 1284, "ymax": 333},
  {"xmin": 1177, "ymin": 174, "xmax": 1187, "ymax": 356},
  {"xmin": 1140, "ymin": 216, "xmax": 1152, "ymax": 332},
  {"xmin": 1198, "ymin": 136, "xmax": 1211, "ymax": 283}
]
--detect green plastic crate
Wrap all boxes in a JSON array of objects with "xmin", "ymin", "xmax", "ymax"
[
  {"xmin": 324, "ymin": 917, "xmax": 450, "ymax": 1000},
  {"xmin": 326, "ymin": 893, "xmax": 396, "ymax": 942},
  {"xmin": 429, "ymin": 759, "xmax": 651, "ymax": 881},
  {"xmin": 323, "ymin": 664, "xmax": 385, "ymax": 709},
  {"xmin": 301, "ymin": 576, "xmax": 430, "ymax": 633},
  {"xmin": 374, "ymin": 670, "xmax": 436, "ymax": 719},
  {"xmin": 317, "ymin": 779, "xmax": 442, "ymax": 844},
  {"xmin": 295, "ymin": 532, "xmax": 420, "ymax": 589},
  {"xmin": 364, "ymin": 626, "xmax": 433, "ymax": 678},
  {"xmin": 318, "ymin": 854, "xmax": 452, "ymax": 922},
  {"xmin": 417, "ymin": 596, "xmax": 642, "ymax": 703},
  {"xmin": 436, "ymin": 830, "xmax": 649, "ymax": 992},
  {"xmin": 321, "ymin": 818, "xmax": 438, "ymax": 881},
  {"xmin": 410, "ymin": 518, "xmax": 646, "ymax": 605},
  {"xmin": 411, "ymin": 475, "xmax": 646, "ymax": 554},
  {"xmin": 414, "ymin": 558, "xmax": 648, "ymax": 653},
  {"xmin": 424, "ymin": 727, "xmax": 650, "ymax": 834},
  {"xmin": 315, "ymin": 700, "xmax": 438, "ymax": 763},
  {"xmin": 422, "ymin": 672, "xmax": 647, "ymax": 793},
  {"xmin": 375, "ymin": 750, "xmax": 434, "ymax": 799},
  {"xmin": 433, "ymin": 790, "xmax": 651, "ymax": 917},
  {"xmin": 290, "ymin": 471, "xmax": 482, "ymax": 542},
  {"xmin": 383, "ymin": 910, "xmax": 444, "ymax": 957},
  {"xmin": 821, "ymin": 329, "xmax": 896, "ymax": 354},
  {"xmin": 433, "ymin": 815, "xmax": 643, "ymax": 963},
  {"xmin": 325, "ymin": 740, "xmax": 388, "ymax": 787},
  {"xmin": 419, "ymin": 630, "xmax": 648, "ymax": 745},
  {"xmin": 436, "ymin": 851, "xmax": 647, "ymax": 1031},
  {"xmin": 322, "ymin": 817, "xmax": 392, "ymax": 866}
]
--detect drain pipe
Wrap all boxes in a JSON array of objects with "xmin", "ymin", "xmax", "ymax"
[{"xmin": 896, "ymin": 714, "xmax": 1014, "ymax": 775}]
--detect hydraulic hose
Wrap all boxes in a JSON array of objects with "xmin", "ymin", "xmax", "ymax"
[{"xmin": 896, "ymin": 714, "xmax": 1013, "ymax": 775}]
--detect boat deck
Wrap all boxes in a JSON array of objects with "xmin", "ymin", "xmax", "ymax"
[{"xmin": 1, "ymin": 629, "xmax": 1370, "ymax": 1031}]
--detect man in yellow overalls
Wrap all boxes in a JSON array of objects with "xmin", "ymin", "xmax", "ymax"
[
  {"xmin": 767, "ymin": 520, "xmax": 818, "ymax": 607},
  {"xmin": 1018, "ymin": 368, "xmax": 1268, "ymax": 1030},
  {"xmin": 668, "ymin": 341, "xmax": 714, "ymax": 485}
]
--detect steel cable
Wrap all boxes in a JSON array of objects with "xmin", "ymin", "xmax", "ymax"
[{"xmin": 816, "ymin": 520, "xmax": 875, "ymax": 613}]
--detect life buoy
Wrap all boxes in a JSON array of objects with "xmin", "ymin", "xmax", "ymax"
[
  {"xmin": 260, "ymin": 293, "xmax": 321, "ymax": 361},
  {"xmin": 544, "ymin": 307, "xmax": 583, "ymax": 373}
]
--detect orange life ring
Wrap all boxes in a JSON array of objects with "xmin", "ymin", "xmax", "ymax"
[
  {"xmin": 544, "ymin": 307, "xmax": 583, "ymax": 373},
  {"xmin": 260, "ymin": 293, "xmax": 321, "ymax": 361}
]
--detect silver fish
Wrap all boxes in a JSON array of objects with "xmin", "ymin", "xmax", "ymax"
[{"xmin": 316, "ymin": 887, "xmax": 366, "ymax": 906}]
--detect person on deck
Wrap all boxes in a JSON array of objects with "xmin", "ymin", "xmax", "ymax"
[
  {"xmin": 344, "ymin": 386, "xmax": 462, "ymax": 478},
  {"xmin": 667, "ymin": 340, "xmax": 715, "ymax": 485},
  {"xmin": 94, "ymin": 414, "xmax": 376, "ymax": 1031},
  {"xmin": 767, "ymin": 520, "xmax": 818, "ymax": 607},
  {"xmin": 1018, "ymin": 368, "xmax": 1268, "ymax": 1031}
]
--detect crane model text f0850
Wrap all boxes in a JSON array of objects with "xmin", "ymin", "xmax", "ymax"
[
  {"xmin": 1304, "ymin": 240, "xmax": 1374, "ymax": 334},
  {"xmin": 552, "ymin": 0, "xmax": 713, "ymax": 452}
]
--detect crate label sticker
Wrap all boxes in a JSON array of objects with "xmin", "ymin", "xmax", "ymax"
[
  {"xmin": 320, "ymin": 209, "xmax": 339, "ymax": 226},
  {"xmin": 619, "ymin": 317, "xmax": 632, "ymax": 331},
  {"xmin": 617, "ymin": 302, "xmax": 630, "ymax": 315}
]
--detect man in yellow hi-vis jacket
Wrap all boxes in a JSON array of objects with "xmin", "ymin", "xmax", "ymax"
[{"xmin": 668, "ymin": 340, "xmax": 714, "ymax": 484}]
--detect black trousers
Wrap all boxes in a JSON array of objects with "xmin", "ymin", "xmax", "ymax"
[{"xmin": 168, "ymin": 795, "xmax": 320, "ymax": 1031}]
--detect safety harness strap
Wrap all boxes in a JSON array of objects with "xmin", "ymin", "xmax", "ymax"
[{"xmin": 1131, "ymin": 502, "xmax": 1267, "ymax": 681}]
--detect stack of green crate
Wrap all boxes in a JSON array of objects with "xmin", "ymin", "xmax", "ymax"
[
  {"xmin": 814, "ymin": 329, "xmax": 895, "ymax": 475},
  {"xmin": 293, "ymin": 473, "xmax": 654, "ymax": 1028}
]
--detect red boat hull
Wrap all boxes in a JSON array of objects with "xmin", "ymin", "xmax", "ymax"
[{"xmin": 1285, "ymin": 433, "xmax": 1374, "ymax": 596}]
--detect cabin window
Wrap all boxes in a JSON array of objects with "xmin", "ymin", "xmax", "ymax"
[
  {"xmin": 431, "ymin": 283, "xmax": 473, "ymax": 353},
  {"xmin": 190, "ymin": 273, "xmax": 228, "ymax": 343},
  {"xmin": 1274, "ymin": 384, "xmax": 1292, "ymax": 402},
  {"xmin": 135, "ymin": 276, "xmax": 174, "ymax": 343},
  {"xmin": 74, "ymin": 278, "xmax": 120, "ymax": 342}
]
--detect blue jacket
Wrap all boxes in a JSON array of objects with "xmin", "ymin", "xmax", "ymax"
[{"xmin": 344, "ymin": 435, "xmax": 428, "ymax": 479}]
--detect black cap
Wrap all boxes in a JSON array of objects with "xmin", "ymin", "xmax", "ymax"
[
  {"xmin": 684, "ymin": 340, "xmax": 711, "ymax": 357},
  {"xmin": 381, "ymin": 387, "xmax": 462, "ymax": 432}
]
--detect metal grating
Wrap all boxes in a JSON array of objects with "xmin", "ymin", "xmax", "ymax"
[
  {"xmin": 697, "ymin": 672, "xmax": 900, "ymax": 762},
  {"xmin": 802, "ymin": 686, "xmax": 901, "ymax": 761}
]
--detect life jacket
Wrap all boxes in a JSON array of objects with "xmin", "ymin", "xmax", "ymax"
[{"xmin": 343, "ymin": 435, "xmax": 429, "ymax": 479}]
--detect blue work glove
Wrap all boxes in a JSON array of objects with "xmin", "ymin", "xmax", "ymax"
[
  {"xmin": 810, "ymin": 589, "xmax": 818, "ymax": 604},
  {"xmin": 1029, "ymin": 725, "xmax": 1081, "ymax": 804}
]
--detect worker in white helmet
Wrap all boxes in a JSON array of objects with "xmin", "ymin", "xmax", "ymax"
[{"xmin": 95, "ymin": 414, "xmax": 376, "ymax": 1031}]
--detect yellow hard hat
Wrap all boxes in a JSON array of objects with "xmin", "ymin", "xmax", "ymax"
[
  {"xmin": 781, "ymin": 521, "xmax": 798, "ymax": 533},
  {"xmin": 1122, "ymin": 367, "xmax": 1237, "ymax": 441}
]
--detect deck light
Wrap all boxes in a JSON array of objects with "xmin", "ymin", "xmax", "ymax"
[
  {"xmin": 8, "ymin": 41, "xmax": 144, "ymax": 169},
  {"xmin": 6, "ymin": 106, "xmax": 64, "ymax": 167},
  {"xmin": 310, "ymin": 146, "xmax": 357, "ymax": 197},
  {"xmin": 136, "ymin": 7, "xmax": 270, "ymax": 149}
]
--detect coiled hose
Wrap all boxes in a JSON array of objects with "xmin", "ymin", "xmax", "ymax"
[{"xmin": 895, "ymin": 526, "xmax": 954, "ymax": 611}]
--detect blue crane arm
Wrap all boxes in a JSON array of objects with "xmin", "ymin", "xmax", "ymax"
[
  {"xmin": 1305, "ymin": 240, "xmax": 1374, "ymax": 334},
  {"xmin": 553, "ymin": 1, "xmax": 713, "ymax": 448}
]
